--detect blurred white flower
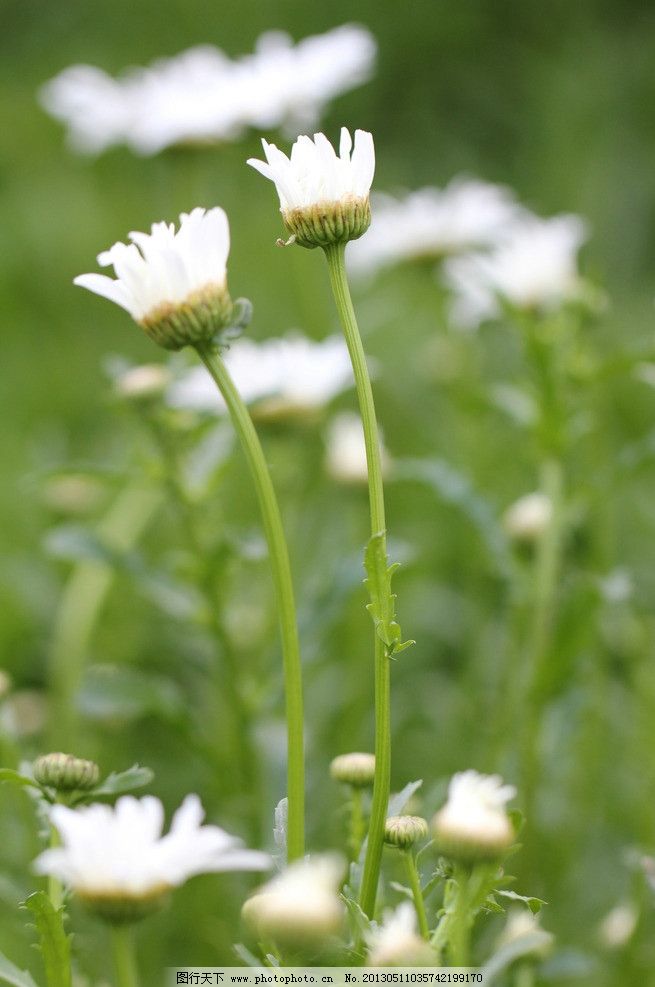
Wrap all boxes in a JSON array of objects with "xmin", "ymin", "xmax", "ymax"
[
  {"xmin": 347, "ymin": 179, "xmax": 521, "ymax": 277},
  {"xmin": 444, "ymin": 214, "xmax": 588, "ymax": 328},
  {"xmin": 123, "ymin": 46, "xmax": 243, "ymax": 155},
  {"xmin": 432, "ymin": 770, "xmax": 516, "ymax": 861},
  {"xmin": 503, "ymin": 492, "xmax": 553, "ymax": 543},
  {"xmin": 324, "ymin": 412, "xmax": 389, "ymax": 485},
  {"xmin": 167, "ymin": 334, "xmax": 353, "ymax": 416},
  {"xmin": 34, "ymin": 795, "xmax": 269, "ymax": 916},
  {"xmin": 40, "ymin": 65, "xmax": 133, "ymax": 154},
  {"xmin": 242, "ymin": 854, "xmax": 345, "ymax": 947},
  {"xmin": 40, "ymin": 26, "xmax": 376, "ymax": 156},
  {"xmin": 598, "ymin": 902, "xmax": 638, "ymax": 949},
  {"xmin": 496, "ymin": 909, "xmax": 553, "ymax": 958},
  {"xmin": 366, "ymin": 902, "xmax": 434, "ymax": 966},
  {"xmin": 115, "ymin": 364, "xmax": 172, "ymax": 400},
  {"xmin": 74, "ymin": 207, "xmax": 232, "ymax": 350}
]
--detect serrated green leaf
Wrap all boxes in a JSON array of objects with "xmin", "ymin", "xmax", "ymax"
[
  {"xmin": 0, "ymin": 952, "xmax": 39, "ymax": 987},
  {"xmin": 363, "ymin": 532, "xmax": 414, "ymax": 657},
  {"xmin": 82, "ymin": 764, "xmax": 154, "ymax": 800},
  {"xmin": 22, "ymin": 893, "xmax": 71, "ymax": 987},
  {"xmin": 496, "ymin": 889, "xmax": 547, "ymax": 913}
]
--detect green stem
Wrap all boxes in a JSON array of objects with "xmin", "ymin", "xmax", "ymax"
[
  {"xmin": 519, "ymin": 456, "xmax": 565, "ymax": 806},
  {"xmin": 514, "ymin": 964, "xmax": 536, "ymax": 987},
  {"xmin": 47, "ymin": 824, "xmax": 63, "ymax": 912},
  {"xmin": 49, "ymin": 483, "xmax": 163, "ymax": 749},
  {"xmin": 195, "ymin": 343, "xmax": 304, "ymax": 862},
  {"xmin": 111, "ymin": 925, "xmax": 139, "ymax": 987},
  {"xmin": 324, "ymin": 242, "xmax": 390, "ymax": 918},
  {"xmin": 349, "ymin": 788, "xmax": 365, "ymax": 860},
  {"xmin": 403, "ymin": 850, "xmax": 429, "ymax": 939},
  {"xmin": 448, "ymin": 865, "xmax": 473, "ymax": 967}
]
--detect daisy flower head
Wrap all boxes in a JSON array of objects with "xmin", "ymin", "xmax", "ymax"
[
  {"xmin": 431, "ymin": 770, "xmax": 517, "ymax": 862},
  {"xmin": 242, "ymin": 854, "xmax": 345, "ymax": 949},
  {"xmin": 74, "ymin": 207, "xmax": 233, "ymax": 351},
  {"xmin": 34, "ymin": 794, "xmax": 270, "ymax": 923},
  {"xmin": 248, "ymin": 127, "xmax": 375, "ymax": 248},
  {"xmin": 444, "ymin": 213, "xmax": 588, "ymax": 329}
]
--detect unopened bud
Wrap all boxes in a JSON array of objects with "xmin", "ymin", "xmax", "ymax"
[
  {"xmin": 33, "ymin": 753, "xmax": 100, "ymax": 792},
  {"xmin": 384, "ymin": 815, "xmax": 429, "ymax": 849},
  {"xmin": 330, "ymin": 752, "xmax": 376, "ymax": 788},
  {"xmin": 503, "ymin": 492, "xmax": 552, "ymax": 543}
]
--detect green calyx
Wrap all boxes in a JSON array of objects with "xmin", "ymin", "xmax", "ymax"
[
  {"xmin": 140, "ymin": 284, "xmax": 233, "ymax": 351},
  {"xmin": 282, "ymin": 197, "xmax": 371, "ymax": 250}
]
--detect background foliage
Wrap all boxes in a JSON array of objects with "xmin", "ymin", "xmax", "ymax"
[{"xmin": 2, "ymin": 1, "xmax": 655, "ymax": 984}]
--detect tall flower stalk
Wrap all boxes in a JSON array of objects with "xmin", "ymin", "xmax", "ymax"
[
  {"xmin": 323, "ymin": 241, "xmax": 391, "ymax": 916},
  {"xmin": 74, "ymin": 207, "xmax": 305, "ymax": 860},
  {"xmin": 193, "ymin": 341, "xmax": 305, "ymax": 861},
  {"xmin": 249, "ymin": 128, "xmax": 412, "ymax": 915}
]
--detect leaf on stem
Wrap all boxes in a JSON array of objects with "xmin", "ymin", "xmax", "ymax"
[
  {"xmin": 78, "ymin": 764, "xmax": 154, "ymax": 801},
  {"xmin": 363, "ymin": 532, "xmax": 414, "ymax": 658}
]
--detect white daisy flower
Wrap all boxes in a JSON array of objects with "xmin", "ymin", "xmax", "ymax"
[
  {"xmin": 248, "ymin": 128, "xmax": 375, "ymax": 248},
  {"xmin": 74, "ymin": 207, "xmax": 233, "ymax": 350},
  {"xmin": 242, "ymin": 854, "xmax": 345, "ymax": 947},
  {"xmin": 444, "ymin": 213, "xmax": 588, "ymax": 328},
  {"xmin": 39, "ymin": 65, "xmax": 134, "ymax": 155},
  {"xmin": 40, "ymin": 27, "xmax": 376, "ymax": 157},
  {"xmin": 432, "ymin": 770, "xmax": 516, "ymax": 861},
  {"xmin": 167, "ymin": 334, "xmax": 353, "ymax": 417},
  {"xmin": 348, "ymin": 179, "xmax": 521, "ymax": 277},
  {"xmin": 34, "ymin": 794, "xmax": 270, "ymax": 922},
  {"xmin": 366, "ymin": 902, "xmax": 434, "ymax": 966}
]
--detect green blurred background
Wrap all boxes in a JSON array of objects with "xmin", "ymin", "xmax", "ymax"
[{"xmin": 3, "ymin": 1, "xmax": 655, "ymax": 984}]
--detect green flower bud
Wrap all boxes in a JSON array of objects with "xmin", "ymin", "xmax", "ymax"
[
  {"xmin": 384, "ymin": 815, "xmax": 429, "ymax": 849},
  {"xmin": 33, "ymin": 752, "xmax": 100, "ymax": 792},
  {"xmin": 330, "ymin": 752, "xmax": 376, "ymax": 788}
]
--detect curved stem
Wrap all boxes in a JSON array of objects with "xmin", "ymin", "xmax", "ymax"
[
  {"xmin": 324, "ymin": 242, "xmax": 390, "ymax": 917},
  {"xmin": 195, "ymin": 343, "xmax": 304, "ymax": 862},
  {"xmin": 111, "ymin": 925, "xmax": 139, "ymax": 987},
  {"xmin": 403, "ymin": 850, "xmax": 429, "ymax": 939}
]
